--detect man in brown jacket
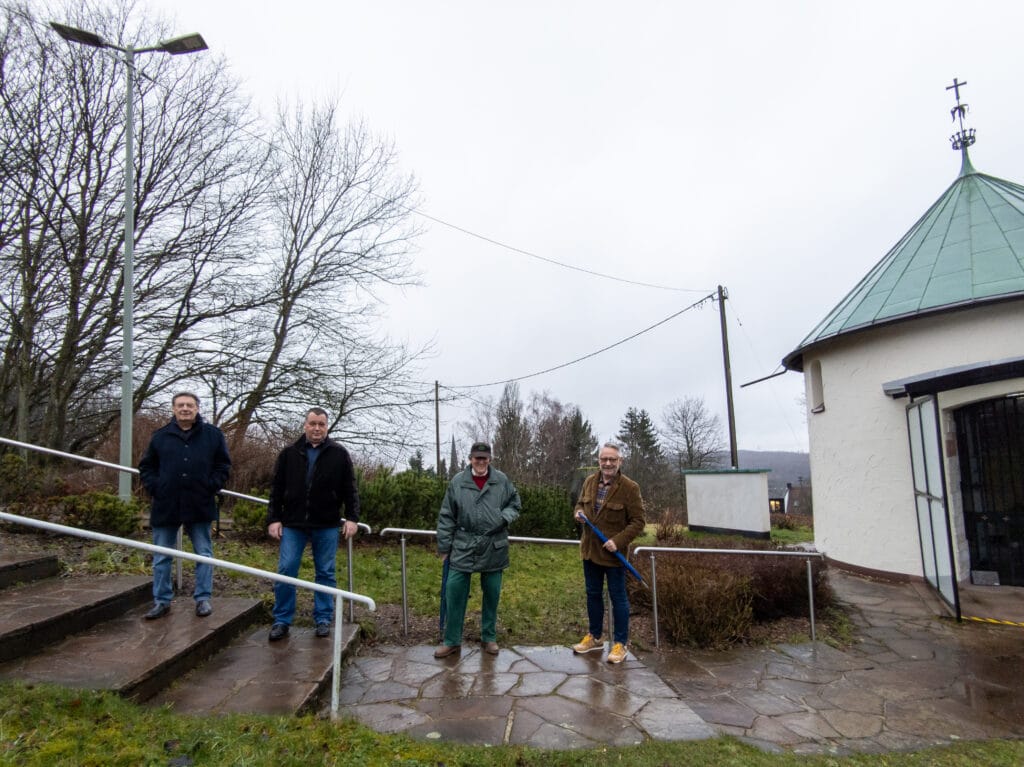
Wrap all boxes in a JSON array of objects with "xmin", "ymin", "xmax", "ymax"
[{"xmin": 572, "ymin": 442, "xmax": 646, "ymax": 663}]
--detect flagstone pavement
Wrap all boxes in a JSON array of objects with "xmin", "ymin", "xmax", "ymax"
[{"xmin": 333, "ymin": 571, "xmax": 1024, "ymax": 754}]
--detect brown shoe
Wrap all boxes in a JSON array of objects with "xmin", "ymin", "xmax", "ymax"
[
  {"xmin": 433, "ymin": 644, "xmax": 461, "ymax": 658},
  {"xmin": 483, "ymin": 641, "xmax": 499, "ymax": 655}
]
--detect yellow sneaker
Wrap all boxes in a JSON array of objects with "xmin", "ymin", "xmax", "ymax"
[
  {"xmin": 572, "ymin": 633, "xmax": 603, "ymax": 654},
  {"xmin": 607, "ymin": 642, "xmax": 628, "ymax": 664}
]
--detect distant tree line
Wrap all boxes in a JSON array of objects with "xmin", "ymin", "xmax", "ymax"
[{"xmin": 447, "ymin": 383, "xmax": 725, "ymax": 515}]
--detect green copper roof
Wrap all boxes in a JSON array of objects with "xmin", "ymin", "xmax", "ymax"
[{"xmin": 784, "ymin": 149, "xmax": 1024, "ymax": 371}]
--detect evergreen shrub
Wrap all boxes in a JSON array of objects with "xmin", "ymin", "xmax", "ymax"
[
  {"xmin": 357, "ymin": 468, "xmax": 445, "ymax": 531},
  {"xmin": 60, "ymin": 491, "xmax": 140, "ymax": 537},
  {"xmin": 0, "ymin": 453, "xmax": 39, "ymax": 503},
  {"xmin": 230, "ymin": 494, "xmax": 269, "ymax": 538},
  {"xmin": 515, "ymin": 483, "xmax": 575, "ymax": 539}
]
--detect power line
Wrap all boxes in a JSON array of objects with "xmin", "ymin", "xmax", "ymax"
[
  {"xmin": 447, "ymin": 292, "xmax": 716, "ymax": 390},
  {"xmin": 408, "ymin": 207, "xmax": 710, "ymax": 293},
  {"xmin": 64, "ymin": 21, "xmax": 710, "ymax": 296}
]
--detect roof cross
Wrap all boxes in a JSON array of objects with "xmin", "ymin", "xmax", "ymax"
[
  {"xmin": 945, "ymin": 77, "xmax": 967, "ymax": 102},
  {"xmin": 946, "ymin": 77, "xmax": 975, "ymax": 152}
]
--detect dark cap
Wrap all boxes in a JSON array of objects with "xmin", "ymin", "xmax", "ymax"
[{"xmin": 469, "ymin": 442, "xmax": 492, "ymax": 458}]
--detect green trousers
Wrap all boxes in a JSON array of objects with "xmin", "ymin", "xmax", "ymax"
[{"xmin": 443, "ymin": 569, "xmax": 503, "ymax": 646}]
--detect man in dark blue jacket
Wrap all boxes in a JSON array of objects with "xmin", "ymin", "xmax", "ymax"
[
  {"xmin": 265, "ymin": 407, "xmax": 361, "ymax": 641},
  {"xmin": 138, "ymin": 392, "xmax": 231, "ymax": 620}
]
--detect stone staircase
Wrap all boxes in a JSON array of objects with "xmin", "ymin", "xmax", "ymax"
[{"xmin": 0, "ymin": 551, "xmax": 360, "ymax": 715}]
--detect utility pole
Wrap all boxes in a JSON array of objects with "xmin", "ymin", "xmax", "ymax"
[
  {"xmin": 435, "ymin": 380, "xmax": 441, "ymax": 473},
  {"xmin": 718, "ymin": 285, "xmax": 739, "ymax": 468}
]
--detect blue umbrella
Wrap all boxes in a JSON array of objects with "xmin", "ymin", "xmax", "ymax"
[
  {"xmin": 580, "ymin": 515, "xmax": 649, "ymax": 588},
  {"xmin": 439, "ymin": 556, "xmax": 450, "ymax": 636}
]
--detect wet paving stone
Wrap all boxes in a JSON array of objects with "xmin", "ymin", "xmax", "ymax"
[
  {"xmin": 509, "ymin": 670, "xmax": 567, "ymax": 696},
  {"xmin": 689, "ymin": 696, "xmax": 757, "ymax": 728},
  {"xmin": 338, "ymin": 701, "xmax": 431, "ymax": 733},
  {"xmin": 322, "ymin": 570, "xmax": 1024, "ymax": 752},
  {"xmin": 636, "ymin": 698, "xmax": 716, "ymax": 740},
  {"xmin": 820, "ymin": 708, "xmax": 884, "ymax": 738}
]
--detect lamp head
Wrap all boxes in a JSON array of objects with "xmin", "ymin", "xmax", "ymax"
[
  {"xmin": 49, "ymin": 21, "xmax": 106, "ymax": 48},
  {"xmin": 158, "ymin": 33, "xmax": 208, "ymax": 55}
]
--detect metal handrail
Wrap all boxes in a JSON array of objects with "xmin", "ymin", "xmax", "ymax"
[
  {"xmin": 379, "ymin": 527, "xmax": 581, "ymax": 636},
  {"xmin": 0, "ymin": 436, "xmax": 371, "ymax": 619},
  {"xmin": 631, "ymin": 545, "xmax": 825, "ymax": 646},
  {"xmin": 0, "ymin": 511, "xmax": 374, "ymax": 717}
]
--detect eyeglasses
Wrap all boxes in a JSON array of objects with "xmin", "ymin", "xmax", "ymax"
[
  {"xmin": 599, "ymin": 458, "xmax": 620, "ymax": 463},
  {"xmin": 471, "ymin": 455, "xmax": 490, "ymax": 460}
]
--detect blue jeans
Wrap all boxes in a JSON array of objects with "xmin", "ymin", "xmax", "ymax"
[
  {"xmin": 152, "ymin": 523, "xmax": 213, "ymax": 606},
  {"xmin": 583, "ymin": 558, "xmax": 629, "ymax": 644},
  {"xmin": 273, "ymin": 526, "xmax": 339, "ymax": 626}
]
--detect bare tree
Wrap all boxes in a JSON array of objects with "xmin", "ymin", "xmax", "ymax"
[
  {"xmin": 214, "ymin": 97, "xmax": 424, "ymax": 458},
  {"xmin": 525, "ymin": 392, "xmax": 597, "ymax": 487},
  {"xmin": 458, "ymin": 392, "xmax": 496, "ymax": 457},
  {"xmin": 0, "ymin": 1, "xmax": 269, "ymax": 452},
  {"xmin": 661, "ymin": 396, "xmax": 725, "ymax": 470}
]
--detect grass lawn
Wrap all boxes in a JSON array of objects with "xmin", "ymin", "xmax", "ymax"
[{"xmin": 3, "ymin": 680, "xmax": 1024, "ymax": 766}]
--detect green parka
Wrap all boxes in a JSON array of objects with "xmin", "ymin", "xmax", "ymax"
[
  {"xmin": 575, "ymin": 470, "xmax": 646, "ymax": 567},
  {"xmin": 437, "ymin": 467, "xmax": 521, "ymax": 573}
]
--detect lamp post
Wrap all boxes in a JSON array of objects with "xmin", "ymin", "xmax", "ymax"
[{"xmin": 50, "ymin": 22, "xmax": 207, "ymax": 502}]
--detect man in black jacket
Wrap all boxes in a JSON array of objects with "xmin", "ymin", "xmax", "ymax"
[
  {"xmin": 138, "ymin": 392, "xmax": 231, "ymax": 620},
  {"xmin": 265, "ymin": 408, "xmax": 360, "ymax": 641}
]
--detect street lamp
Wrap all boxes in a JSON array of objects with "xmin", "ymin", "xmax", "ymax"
[{"xmin": 50, "ymin": 22, "xmax": 207, "ymax": 502}]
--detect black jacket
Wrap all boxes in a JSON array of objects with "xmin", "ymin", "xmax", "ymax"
[
  {"xmin": 138, "ymin": 415, "xmax": 231, "ymax": 527},
  {"xmin": 266, "ymin": 435, "xmax": 360, "ymax": 529}
]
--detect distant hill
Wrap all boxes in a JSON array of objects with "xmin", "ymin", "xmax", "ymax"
[{"xmin": 719, "ymin": 450, "xmax": 811, "ymax": 497}]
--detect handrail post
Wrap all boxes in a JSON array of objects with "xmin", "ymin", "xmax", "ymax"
[
  {"xmin": 346, "ymin": 534, "xmax": 355, "ymax": 624},
  {"xmin": 649, "ymin": 552, "xmax": 660, "ymax": 648},
  {"xmin": 400, "ymin": 534, "xmax": 409, "ymax": 636},
  {"xmin": 807, "ymin": 558, "xmax": 816, "ymax": 642},
  {"xmin": 176, "ymin": 525, "xmax": 183, "ymax": 592},
  {"xmin": 332, "ymin": 594, "xmax": 343, "ymax": 718}
]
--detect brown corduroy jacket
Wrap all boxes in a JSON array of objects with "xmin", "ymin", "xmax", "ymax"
[{"xmin": 574, "ymin": 471, "xmax": 646, "ymax": 567}]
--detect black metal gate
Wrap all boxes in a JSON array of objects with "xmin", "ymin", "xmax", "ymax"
[{"xmin": 955, "ymin": 395, "xmax": 1024, "ymax": 587}]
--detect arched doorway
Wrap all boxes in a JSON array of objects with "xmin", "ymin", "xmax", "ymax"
[{"xmin": 955, "ymin": 395, "xmax": 1024, "ymax": 586}]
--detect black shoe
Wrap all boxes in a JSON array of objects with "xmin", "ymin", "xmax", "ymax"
[
  {"xmin": 315, "ymin": 622, "xmax": 331, "ymax": 638},
  {"xmin": 195, "ymin": 600, "xmax": 212, "ymax": 617},
  {"xmin": 269, "ymin": 623, "xmax": 290, "ymax": 642},
  {"xmin": 144, "ymin": 603, "xmax": 170, "ymax": 620}
]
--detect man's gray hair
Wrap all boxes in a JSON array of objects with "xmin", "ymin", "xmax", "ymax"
[
  {"xmin": 600, "ymin": 441, "xmax": 622, "ymax": 454},
  {"xmin": 172, "ymin": 391, "xmax": 200, "ymax": 407}
]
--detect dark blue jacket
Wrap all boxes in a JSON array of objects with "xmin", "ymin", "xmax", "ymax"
[
  {"xmin": 266, "ymin": 435, "xmax": 360, "ymax": 529},
  {"xmin": 138, "ymin": 415, "xmax": 231, "ymax": 527}
]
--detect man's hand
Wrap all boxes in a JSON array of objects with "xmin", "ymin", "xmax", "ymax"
[
  {"xmin": 574, "ymin": 509, "xmax": 585, "ymax": 523},
  {"xmin": 342, "ymin": 520, "xmax": 358, "ymax": 540},
  {"xmin": 603, "ymin": 539, "xmax": 618, "ymax": 553},
  {"xmin": 268, "ymin": 522, "xmax": 282, "ymax": 541}
]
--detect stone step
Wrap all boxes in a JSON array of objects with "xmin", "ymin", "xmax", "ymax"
[
  {"xmin": 149, "ymin": 622, "xmax": 361, "ymax": 716},
  {"xmin": 0, "ymin": 596, "xmax": 263, "ymax": 701},
  {"xmin": 0, "ymin": 551, "xmax": 61, "ymax": 589},
  {"xmin": 0, "ymin": 574, "xmax": 151, "ymax": 662}
]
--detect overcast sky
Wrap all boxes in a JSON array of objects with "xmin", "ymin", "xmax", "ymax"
[{"xmin": 145, "ymin": 0, "xmax": 1024, "ymax": 463}]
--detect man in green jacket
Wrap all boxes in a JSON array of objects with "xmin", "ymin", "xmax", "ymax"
[{"xmin": 435, "ymin": 442, "xmax": 521, "ymax": 658}]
